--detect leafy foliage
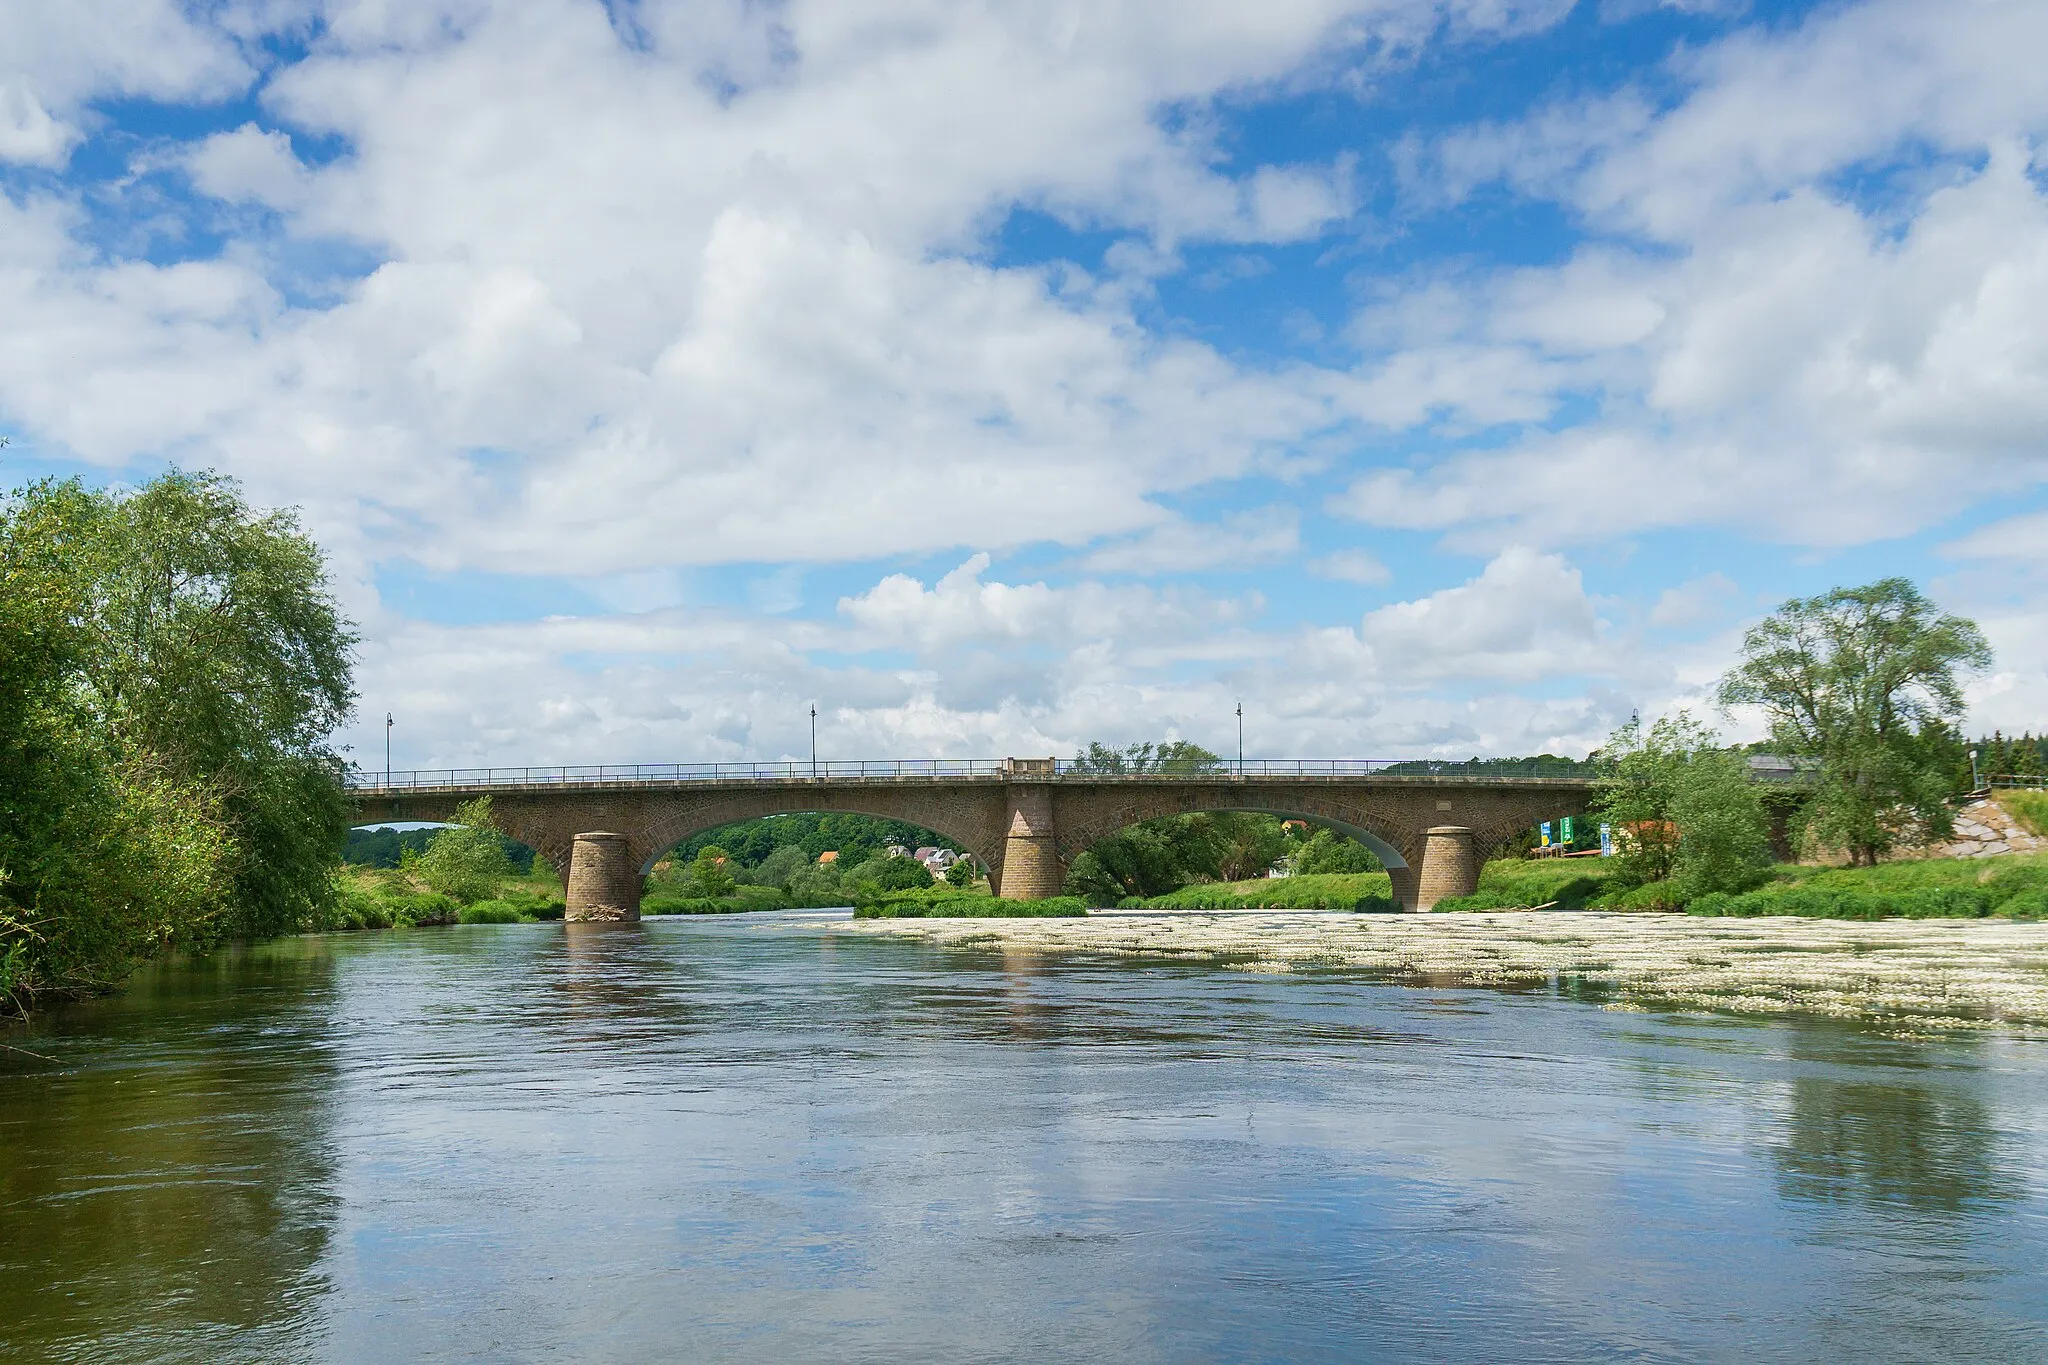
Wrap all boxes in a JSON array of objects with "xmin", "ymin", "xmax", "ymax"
[
  {"xmin": 1719, "ymin": 578, "xmax": 1991, "ymax": 865},
  {"xmin": 417, "ymin": 798, "xmax": 515, "ymax": 904},
  {"xmin": 666, "ymin": 812, "xmax": 962, "ymax": 873},
  {"xmin": 1062, "ymin": 740, "xmax": 1384, "ymax": 903},
  {"xmin": 1, "ymin": 472, "xmax": 354, "ymax": 1009},
  {"xmin": 1289, "ymin": 827, "xmax": 1384, "ymax": 875},
  {"xmin": 1594, "ymin": 713, "xmax": 1773, "ymax": 899},
  {"xmin": 344, "ymin": 824, "xmax": 535, "ymax": 873}
]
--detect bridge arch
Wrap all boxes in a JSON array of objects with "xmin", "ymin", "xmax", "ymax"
[
  {"xmin": 1050, "ymin": 784, "xmax": 1421, "ymax": 871},
  {"xmin": 629, "ymin": 792, "xmax": 1008, "ymax": 884}
]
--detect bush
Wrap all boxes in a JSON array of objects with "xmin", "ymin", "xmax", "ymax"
[
  {"xmin": 2001, "ymin": 889, "xmax": 2048, "ymax": 920},
  {"xmin": 457, "ymin": 901, "xmax": 525, "ymax": 924},
  {"xmin": 417, "ymin": 798, "xmax": 514, "ymax": 904},
  {"xmin": 1290, "ymin": 828, "xmax": 1384, "ymax": 875},
  {"xmin": 1687, "ymin": 883, "xmax": 1992, "ymax": 920}
]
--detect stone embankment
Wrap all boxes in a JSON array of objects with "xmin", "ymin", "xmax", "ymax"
[
  {"xmin": 1930, "ymin": 797, "xmax": 2045, "ymax": 859},
  {"xmin": 830, "ymin": 909, "xmax": 2048, "ymax": 1033}
]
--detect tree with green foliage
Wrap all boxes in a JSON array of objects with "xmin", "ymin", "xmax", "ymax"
[
  {"xmin": 1289, "ymin": 827, "xmax": 1383, "ymax": 875},
  {"xmin": 1594, "ymin": 713, "xmax": 1774, "ymax": 899},
  {"xmin": 944, "ymin": 857, "xmax": 976, "ymax": 888},
  {"xmin": 1719, "ymin": 579, "xmax": 1991, "ymax": 865},
  {"xmin": 1070, "ymin": 740, "xmax": 1227, "ymax": 775},
  {"xmin": 684, "ymin": 845, "xmax": 737, "ymax": 899},
  {"xmin": 418, "ymin": 798, "xmax": 514, "ymax": 904},
  {"xmin": 79, "ymin": 471, "xmax": 356, "ymax": 934},
  {"xmin": 1, "ymin": 471, "xmax": 353, "ymax": 1010}
]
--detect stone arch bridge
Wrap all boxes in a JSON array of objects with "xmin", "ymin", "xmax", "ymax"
[{"xmin": 346, "ymin": 759, "xmax": 1597, "ymax": 920}]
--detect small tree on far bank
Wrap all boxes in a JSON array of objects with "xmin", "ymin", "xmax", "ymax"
[
  {"xmin": 1718, "ymin": 578, "xmax": 1991, "ymax": 865},
  {"xmin": 418, "ymin": 797, "xmax": 512, "ymax": 903},
  {"xmin": 944, "ymin": 857, "xmax": 976, "ymax": 888},
  {"xmin": 685, "ymin": 845, "xmax": 736, "ymax": 899},
  {"xmin": 1595, "ymin": 713, "xmax": 1772, "ymax": 898}
]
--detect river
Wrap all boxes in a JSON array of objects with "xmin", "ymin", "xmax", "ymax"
[{"xmin": 3, "ymin": 913, "xmax": 2046, "ymax": 1363}]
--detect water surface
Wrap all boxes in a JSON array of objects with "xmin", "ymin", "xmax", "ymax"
[{"xmin": 4, "ymin": 914, "xmax": 2046, "ymax": 1362}]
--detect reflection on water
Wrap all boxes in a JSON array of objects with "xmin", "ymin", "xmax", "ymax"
[
  {"xmin": 0, "ymin": 947, "xmax": 341, "ymax": 1364},
  {"xmin": 3, "ymin": 915, "xmax": 2046, "ymax": 1363},
  {"xmin": 1775, "ymin": 1075, "xmax": 2018, "ymax": 1213}
]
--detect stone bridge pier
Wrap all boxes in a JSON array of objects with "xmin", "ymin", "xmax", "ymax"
[{"xmin": 346, "ymin": 763, "xmax": 1593, "ymax": 920}]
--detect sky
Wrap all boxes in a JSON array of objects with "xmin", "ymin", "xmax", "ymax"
[{"xmin": 2, "ymin": 0, "xmax": 2046, "ymax": 772}]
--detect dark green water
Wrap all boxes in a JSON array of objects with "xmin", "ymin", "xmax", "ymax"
[{"xmin": 3, "ymin": 914, "xmax": 2046, "ymax": 1363}]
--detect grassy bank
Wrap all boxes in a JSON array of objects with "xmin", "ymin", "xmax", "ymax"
[
  {"xmin": 853, "ymin": 892, "xmax": 1087, "ymax": 919},
  {"xmin": 1119, "ymin": 873, "xmax": 1393, "ymax": 911},
  {"xmin": 325, "ymin": 865, "xmax": 566, "ymax": 928},
  {"xmin": 1104, "ymin": 851, "xmax": 2048, "ymax": 922},
  {"xmin": 1435, "ymin": 852, "xmax": 2048, "ymax": 920}
]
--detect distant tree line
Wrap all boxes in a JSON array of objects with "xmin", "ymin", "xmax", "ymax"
[
  {"xmin": 666, "ymin": 812, "xmax": 964, "ymax": 871},
  {"xmin": 345, "ymin": 825, "xmax": 536, "ymax": 875}
]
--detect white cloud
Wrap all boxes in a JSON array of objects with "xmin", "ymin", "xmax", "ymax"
[
  {"xmin": 1334, "ymin": 2, "xmax": 2048, "ymax": 551},
  {"xmin": 1648, "ymin": 572, "xmax": 1740, "ymax": 629},
  {"xmin": 185, "ymin": 124, "xmax": 314, "ymax": 209},
  {"xmin": 0, "ymin": 1, "xmax": 252, "ymax": 166},
  {"xmin": 1076, "ymin": 507, "xmax": 1300, "ymax": 575},
  {"xmin": 836, "ymin": 553, "xmax": 1263, "ymax": 655},
  {"xmin": 1944, "ymin": 510, "xmax": 2048, "ymax": 562},
  {"xmin": 1360, "ymin": 546, "xmax": 1615, "ymax": 683},
  {"xmin": 1309, "ymin": 547, "xmax": 1392, "ymax": 584}
]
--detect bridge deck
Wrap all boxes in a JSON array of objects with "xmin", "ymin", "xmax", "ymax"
[{"xmin": 344, "ymin": 758, "xmax": 1599, "ymax": 797}]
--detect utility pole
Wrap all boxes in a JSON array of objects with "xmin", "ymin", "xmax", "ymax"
[
  {"xmin": 385, "ymin": 712, "xmax": 393, "ymax": 786},
  {"xmin": 810, "ymin": 705, "xmax": 818, "ymax": 779},
  {"xmin": 1236, "ymin": 701, "xmax": 1243, "ymax": 777}
]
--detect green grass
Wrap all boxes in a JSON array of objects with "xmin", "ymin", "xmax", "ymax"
[
  {"xmin": 853, "ymin": 893, "xmax": 1088, "ymax": 919},
  {"xmin": 1429, "ymin": 852, "xmax": 2048, "ymax": 921},
  {"xmin": 1434, "ymin": 859, "xmax": 1622, "ymax": 911},
  {"xmin": 2001, "ymin": 790, "xmax": 2048, "ymax": 838},
  {"xmin": 323, "ymin": 870, "xmax": 566, "ymax": 929},
  {"xmin": 1119, "ymin": 872, "xmax": 1393, "ymax": 911}
]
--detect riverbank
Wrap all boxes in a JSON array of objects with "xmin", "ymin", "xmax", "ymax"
[{"xmin": 833, "ymin": 910, "xmax": 2048, "ymax": 1032}]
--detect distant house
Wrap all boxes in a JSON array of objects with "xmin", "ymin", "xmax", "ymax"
[
  {"xmin": 884, "ymin": 844, "xmax": 910, "ymax": 859},
  {"xmin": 816, "ymin": 850, "xmax": 839, "ymax": 864}
]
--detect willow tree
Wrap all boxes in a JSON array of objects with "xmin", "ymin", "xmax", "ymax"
[
  {"xmin": 0, "ymin": 471, "xmax": 354, "ymax": 1008},
  {"xmin": 1718, "ymin": 579, "xmax": 1990, "ymax": 865}
]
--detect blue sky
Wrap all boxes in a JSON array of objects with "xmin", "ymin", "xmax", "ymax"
[{"xmin": 2, "ymin": 0, "xmax": 2045, "ymax": 769}]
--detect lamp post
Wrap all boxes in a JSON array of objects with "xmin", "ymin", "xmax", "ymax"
[
  {"xmin": 1971, "ymin": 747, "xmax": 1981, "ymax": 792},
  {"xmin": 1236, "ymin": 701, "xmax": 1243, "ymax": 777},
  {"xmin": 385, "ymin": 712, "xmax": 393, "ymax": 786},
  {"xmin": 810, "ymin": 705, "xmax": 818, "ymax": 779}
]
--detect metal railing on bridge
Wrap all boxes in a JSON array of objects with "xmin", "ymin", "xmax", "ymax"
[{"xmin": 342, "ymin": 757, "xmax": 1602, "ymax": 792}]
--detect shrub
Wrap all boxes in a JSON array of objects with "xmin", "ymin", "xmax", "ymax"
[
  {"xmin": 2001, "ymin": 889, "xmax": 2048, "ymax": 920},
  {"xmin": 457, "ymin": 901, "xmax": 525, "ymax": 924},
  {"xmin": 400, "ymin": 892, "xmax": 460, "ymax": 925},
  {"xmin": 417, "ymin": 798, "xmax": 513, "ymax": 904}
]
